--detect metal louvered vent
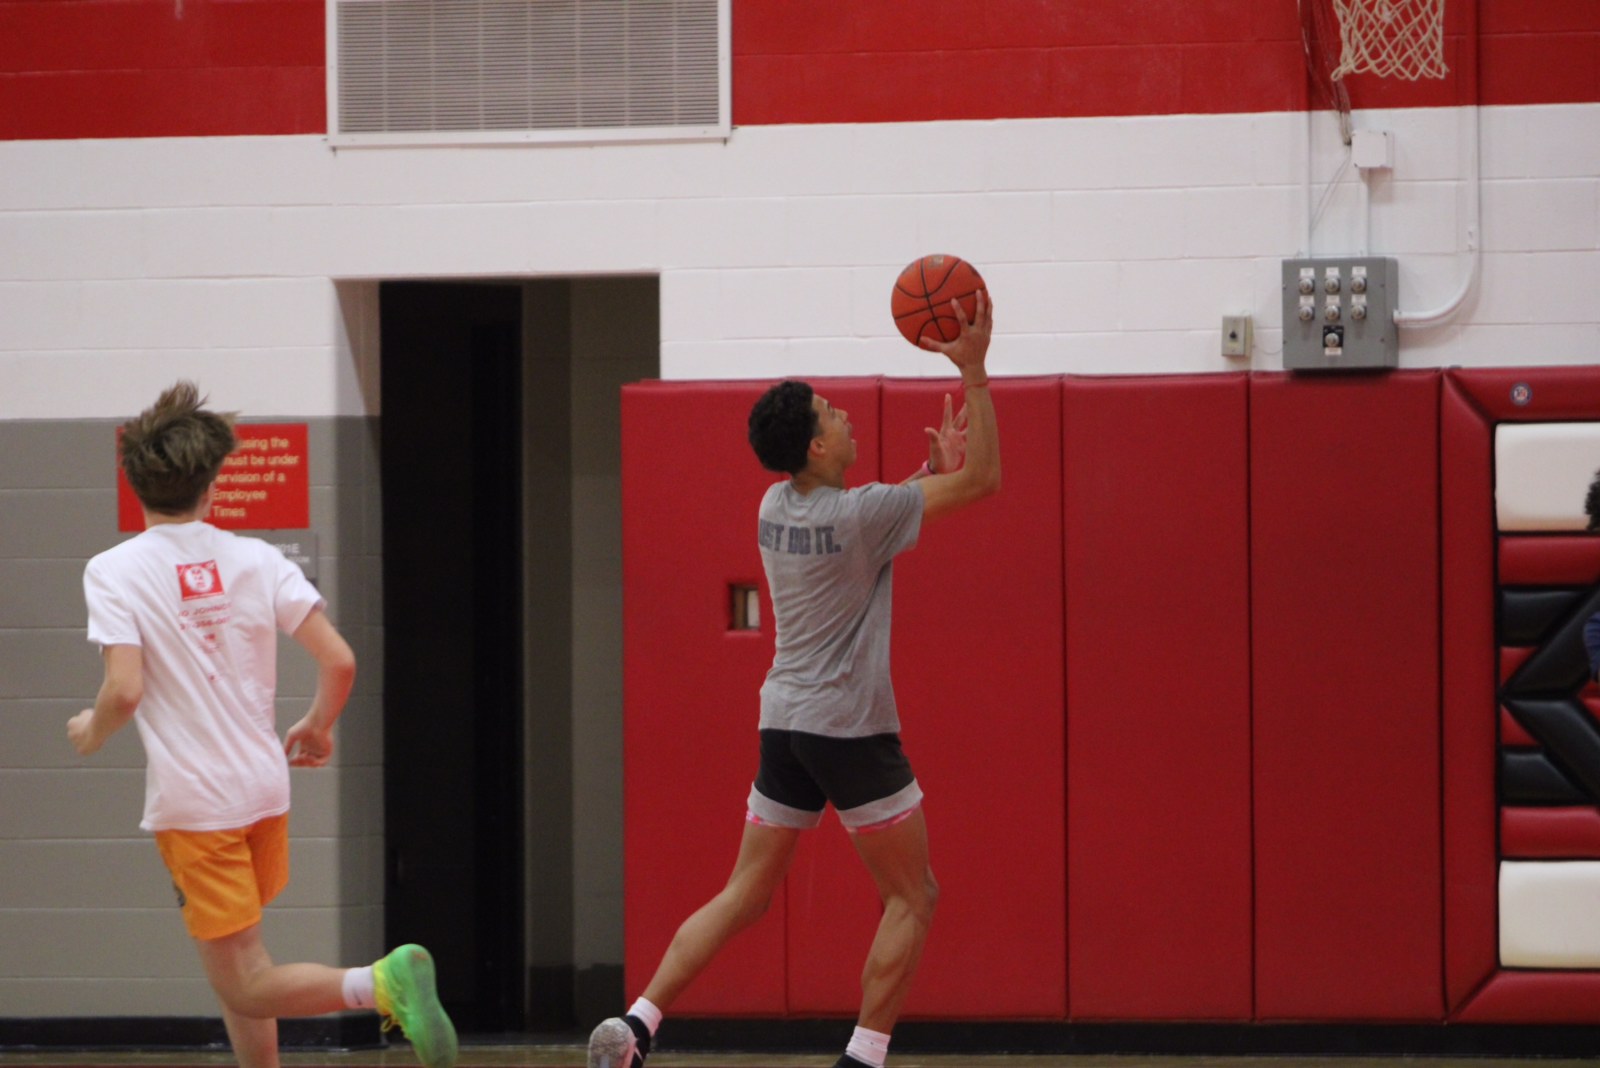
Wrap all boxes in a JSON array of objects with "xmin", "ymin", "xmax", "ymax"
[{"xmin": 330, "ymin": 0, "xmax": 728, "ymax": 145}]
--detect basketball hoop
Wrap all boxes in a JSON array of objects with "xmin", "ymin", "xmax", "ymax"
[{"xmin": 1330, "ymin": 0, "xmax": 1448, "ymax": 81}]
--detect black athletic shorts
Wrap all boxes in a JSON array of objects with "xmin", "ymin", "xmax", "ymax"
[{"xmin": 747, "ymin": 729, "xmax": 923, "ymax": 830}]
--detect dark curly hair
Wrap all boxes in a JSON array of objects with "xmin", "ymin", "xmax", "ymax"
[
  {"xmin": 1587, "ymin": 467, "xmax": 1600, "ymax": 532},
  {"xmin": 747, "ymin": 380, "xmax": 818, "ymax": 475},
  {"xmin": 120, "ymin": 381, "xmax": 237, "ymax": 515}
]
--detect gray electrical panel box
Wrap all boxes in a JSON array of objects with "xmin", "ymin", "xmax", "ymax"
[{"xmin": 1281, "ymin": 257, "xmax": 1399, "ymax": 371}]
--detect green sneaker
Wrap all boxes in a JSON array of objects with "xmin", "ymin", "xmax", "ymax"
[{"xmin": 373, "ymin": 944, "xmax": 458, "ymax": 1068}]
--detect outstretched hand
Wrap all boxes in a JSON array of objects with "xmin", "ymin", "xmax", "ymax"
[
  {"xmin": 919, "ymin": 290, "xmax": 992, "ymax": 377},
  {"xmin": 284, "ymin": 716, "xmax": 334, "ymax": 768},
  {"xmin": 925, "ymin": 393, "xmax": 968, "ymax": 474}
]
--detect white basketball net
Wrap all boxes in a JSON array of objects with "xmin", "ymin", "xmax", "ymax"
[{"xmin": 1330, "ymin": 0, "xmax": 1448, "ymax": 80}]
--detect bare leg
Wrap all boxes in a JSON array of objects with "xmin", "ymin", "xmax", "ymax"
[
  {"xmin": 218, "ymin": 1002, "xmax": 280, "ymax": 1068},
  {"xmin": 195, "ymin": 922, "xmax": 350, "ymax": 1068},
  {"xmin": 849, "ymin": 808, "xmax": 938, "ymax": 1033},
  {"xmin": 641, "ymin": 821, "xmax": 801, "ymax": 1011}
]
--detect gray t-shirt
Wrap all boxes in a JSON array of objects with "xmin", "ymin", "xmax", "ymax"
[{"xmin": 756, "ymin": 479, "xmax": 923, "ymax": 737}]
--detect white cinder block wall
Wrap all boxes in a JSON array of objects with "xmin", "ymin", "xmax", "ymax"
[{"xmin": 2, "ymin": 104, "xmax": 1597, "ymax": 423}]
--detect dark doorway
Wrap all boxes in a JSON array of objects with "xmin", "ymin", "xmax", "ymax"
[{"xmin": 380, "ymin": 282, "xmax": 525, "ymax": 1033}]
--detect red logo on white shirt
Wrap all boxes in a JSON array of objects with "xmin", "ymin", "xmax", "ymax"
[{"xmin": 176, "ymin": 561, "xmax": 225, "ymax": 601}]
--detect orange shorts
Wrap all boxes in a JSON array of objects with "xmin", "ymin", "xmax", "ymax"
[{"xmin": 153, "ymin": 813, "xmax": 290, "ymax": 942}]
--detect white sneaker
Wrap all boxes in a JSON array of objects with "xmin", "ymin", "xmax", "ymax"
[{"xmin": 587, "ymin": 1017, "xmax": 637, "ymax": 1068}]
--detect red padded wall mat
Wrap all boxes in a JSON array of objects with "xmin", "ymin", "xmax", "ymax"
[
  {"xmin": 1499, "ymin": 647, "xmax": 1534, "ymax": 682},
  {"xmin": 1450, "ymin": 367, "xmax": 1600, "ymax": 422},
  {"xmin": 1500, "ymin": 706, "xmax": 1537, "ymax": 747},
  {"xmin": 1450, "ymin": 363, "xmax": 1600, "ymax": 1024},
  {"xmin": 621, "ymin": 378, "xmax": 882, "ymax": 1014},
  {"xmin": 618, "ymin": 367, "xmax": 1600, "ymax": 1024},
  {"xmin": 1440, "ymin": 373, "xmax": 1500, "ymax": 1013},
  {"xmin": 1250, "ymin": 372, "xmax": 1443, "ymax": 1020},
  {"xmin": 1062, "ymin": 375, "xmax": 1253, "ymax": 1020},
  {"xmin": 1456, "ymin": 972, "xmax": 1600, "ymax": 1023},
  {"xmin": 782, "ymin": 377, "xmax": 1067, "ymax": 1018},
  {"xmin": 1499, "ymin": 536, "xmax": 1600, "ymax": 586},
  {"xmin": 1501, "ymin": 806, "xmax": 1600, "ymax": 858}
]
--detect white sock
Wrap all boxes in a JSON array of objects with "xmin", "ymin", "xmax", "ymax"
[
  {"xmin": 627, "ymin": 996, "xmax": 663, "ymax": 1036},
  {"xmin": 342, "ymin": 965, "xmax": 376, "ymax": 1010},
  {"xmin": 845, "ymin": 1025, "xmax": 891, "ymax": 1068}
]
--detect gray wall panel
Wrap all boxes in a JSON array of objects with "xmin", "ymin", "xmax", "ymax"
[
  {"xmin": 0, "ymin": 768, "xmax": 145, "ymax": 837},
  {"xmin": 0, "ymin": 840, "xmax": 170, "ymax": 908},
  {"xmin": 273, "ymin": 692, "xmax": 382, "ymax": 770},
  {"xmin": 0, "ymin": 978, "xmax": 217, "ymax": 1017},
  {"xmin": 0, "ymin": 414, "xmax": 385, "ymax": 1022},
  {"xmin": 0, "ymin": 420, "xmax": 119, "ymax": 490},
  {"xmin": 0, "ymin": 559, "xmax": 90, "ymax": 628},
  {"xmin": 0, "ymin": 909, "xmax": 199, "ymax": 978},
  {"xmin": 0, "ymin": 489, "xmax": 122, "ymax": 559},
  {"xmin": 0, "ymin": 628, "xmax": 98, "ymax": 699},
  {"xmin": 273, "ymin": 630, "xmax": 321, "ymax": 698},
  {"xmin": 0, "ymin": 698, "xmax": 145, "ymax": 769}
]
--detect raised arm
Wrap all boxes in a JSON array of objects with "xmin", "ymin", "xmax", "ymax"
[
  {"xmin": 915, "ymin": 291, "xmax": 1000, "ymax": 524},
  {"xmin": 282, "ymin": 607, "xmax": 357, "ymax": 768}
]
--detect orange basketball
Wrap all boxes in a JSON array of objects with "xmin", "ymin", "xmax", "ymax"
[{"xmin": 891, "ymin": 254, "xmax": 986, "ymax": 348}]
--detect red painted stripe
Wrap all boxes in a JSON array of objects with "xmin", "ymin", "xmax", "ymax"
[
  {"xmin": 1483, "ymin": 0, "xmax": 1600, "ymax": 33},
  {"xmin": 205, "ymin": 0, "xmax": 325, "ymax": 68},
  {"xmin": 1481, "ymin": 31, "xmax": 1600, "ymax": 107},
  {"xmin": 3, "ymin": 0, "xmax": 1599, "ymax": 140},
  {"xmin": 3, "ymin": 67, "xmax": 323, "ymax": 139},
  {"xmin": 0, "ymin": 0, "xmax": 210, "ymax": 73}
]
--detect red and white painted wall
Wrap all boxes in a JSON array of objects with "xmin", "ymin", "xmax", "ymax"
[
  {"xmin": 5, "ymin": 0, "xmax": 1600, "ymax": 1031},
  {"xmin": 1, "ymin": 1, "xmax": 1597, "ymax": 419}
]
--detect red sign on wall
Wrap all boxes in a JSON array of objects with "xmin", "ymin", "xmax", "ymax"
[{"xmin": 117, "ymin": 423, "xmax": 310, "ymax": 532}]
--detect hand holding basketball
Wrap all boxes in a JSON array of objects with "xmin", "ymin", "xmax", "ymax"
[
  {"xmin": 891, "ymin": 254, "xmax": 987, "ymax": 348},
  {"xmin": 923, "ymin": 289, "xmax": 992, "ymax": 387}
]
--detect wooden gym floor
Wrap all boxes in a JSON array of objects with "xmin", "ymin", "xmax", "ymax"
[{"xmin": 3, "ymin": 1049, "xmax": 1599, "ymax": 1068}]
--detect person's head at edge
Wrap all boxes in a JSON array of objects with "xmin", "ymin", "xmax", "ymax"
[{"xmin": 120, "ymin": 381, "xmax": 236, "ymax": 519}]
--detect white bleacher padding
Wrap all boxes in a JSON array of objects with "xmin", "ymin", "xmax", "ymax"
[
  {"xmin": 1500, "ymin": 860, "xmax": 1600, "ymax": 967},
  {"xmin": 1495, "ymin": 422, "xmax": 1600, "ymax": 532}
]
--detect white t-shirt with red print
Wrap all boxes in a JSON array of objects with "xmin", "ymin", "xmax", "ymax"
[{"xmin": 83, "ymin": 521, "xmax": 324, "ymax": 832}]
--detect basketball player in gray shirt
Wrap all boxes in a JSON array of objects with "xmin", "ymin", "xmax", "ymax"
[{"xmin": 589, "ymin": 293, "xmax": 998, "ymax": 1068}]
